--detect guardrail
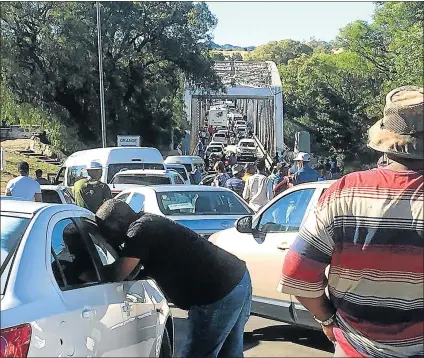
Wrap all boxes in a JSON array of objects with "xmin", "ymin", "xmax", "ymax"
[{"xmin": 252, "ymin": 134, "xmax": 273, "ymax": 171}]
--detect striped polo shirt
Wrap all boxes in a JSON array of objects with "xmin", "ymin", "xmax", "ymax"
[{"xmin": 277, "ymin": 168, "xmax": 423, "ymax": 357}]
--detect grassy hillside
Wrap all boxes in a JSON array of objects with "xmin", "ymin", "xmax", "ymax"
[{"xmin": 1, "ymin": 140, "xmax": 60, "ymax": 193}]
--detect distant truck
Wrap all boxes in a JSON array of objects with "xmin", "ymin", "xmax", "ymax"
[{"xmin": 208, "ymin": 108, "xmax": 228, "ymax": 127}]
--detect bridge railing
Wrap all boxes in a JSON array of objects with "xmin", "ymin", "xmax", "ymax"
[{"xmin": 252, "ymin": 134, "xmax": 273, "ymax": 171}]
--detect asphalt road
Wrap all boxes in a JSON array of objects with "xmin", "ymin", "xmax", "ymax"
[{"xmin": 171, "ymin": 308, "xmax": 334, "ymax": 357}]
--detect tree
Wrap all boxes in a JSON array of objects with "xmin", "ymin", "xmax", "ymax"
[
  {"xmin": 280, "ymin": 52, "xmax": 382, "ymax": 161},
  {"xmin": 1, "ymin": 2, "xmax": 221, "ymax": 150},
  {"xmin": 245, "ymin": 39, "xmax": 313, "ymax": 65},
  {"xmin": 210, "ymin": 51, "xmax": 225, "ymax": 61}
]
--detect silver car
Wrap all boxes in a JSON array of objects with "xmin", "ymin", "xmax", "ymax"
[
  {"xmin": 115, "ymin": 185, "xmax": 254, "ymax": 239},
  {"xmin": 1, "ymin": 199, "xmax": 174, "ymax": 357}
]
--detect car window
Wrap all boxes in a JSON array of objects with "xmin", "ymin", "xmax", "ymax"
[
  {"xmin": 80, "ymin": 219, "xmax": 117, "ymax": 266},
  {"xmin": 50, "ymin": 219, "xmax": 100, "ymax": 290},
  {"xmin": 67, "ymin": 165, "xmax": 87, "ymax": 186},
  {"xmin": 169, "ymin": 167, "xmax": 188, "ymax": 181},
  {"xmin": 107, "ymin": 163, "xmax": 165, "ymax": 183},
  {"xmin": 126, "ymin": 193, "xmax": 145, "ymax": 214},
  {"xmin": 42, "ymin": 189, "xmax": 62, "ymax": 204},
  {"xmin": 62, "ymin": 188, "xmax": 75, "ymax": 204},
  {"xmin": 156, "ymin": 190, "xmax": 251, "ymax": 216},
  {"xmin": 257, "ymin": 188, "xmax": 315, "ymax": 233},
  {"xmin": 116, "ymin": 192, "xmax": 130, "ymax": 202},
  {"xmin": 112, "ymin": 174, "xmax": 170, "ymax": 185},
  {"xmin": 173, "ymin": 173, "xmax": 185, "ymax": 185}
]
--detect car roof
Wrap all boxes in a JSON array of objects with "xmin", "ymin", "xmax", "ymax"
[
  {"xmin": 239, "ymin": 139, "xmax": 255, "ymax": 142},
  {"xmin": 0, "ymin": 199, "xmax": 67, "ymax": 215},
  {"xmin": 40, "ymin": 185, "xmax": 67, "ymax": 191}
]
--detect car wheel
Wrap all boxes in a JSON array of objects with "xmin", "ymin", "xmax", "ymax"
[{"xmin": 159, "ymin": 327, "xmax": 172, "ymax": 358}]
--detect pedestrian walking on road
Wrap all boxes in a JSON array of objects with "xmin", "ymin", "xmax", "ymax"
[
  {"xmin": 242, "ymin": 162, "xmax": 255, "ymax": 182},
  {"xmin": 73, "ymin": 161, "xmax": 112, "ymax": 213},
  {"xmin": 278, "ymin": 86, "xmax": 424, "ymax": 358},
  {"xmin": 35, "ymin": 168, "xmax": 49, "ymax": 185},
  {"xmin": 96, "ymin": 200, "xmax": 252, "ymax": 358},
  {"xmin": 213, "ymin": 161, "xmax": 231, "ymax": 187},
  {"xmin": 292, "ymin": 152, "xmax": 318, "ymax": 185},
  {"xmin": 243, "ymin": 159, "xmax": 273, "ymax": 212},
  {"xmin": 225, "ymin": 165, "xmax": 245, "ymax": 196},
  {"xmin": 5, "ymin": 161, "xmax": 42, "ymax": 202}
]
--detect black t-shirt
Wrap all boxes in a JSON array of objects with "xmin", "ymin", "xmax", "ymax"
[{"xmin": 121, "ymin": 213, "xmax": 247, "ymax": 310}]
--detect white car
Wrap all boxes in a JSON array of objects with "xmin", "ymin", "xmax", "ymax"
[
  {"xmin": 1, "ymin": 199, "xmax": 174, "ymax": 357},
  {"xmin": 165, "ymin": 164, "xmax": 191, "ymax": 185},
  {"xmin": 110, "ymin": 169, "xmax": 186, "ymax": 197},
  {"xmin": 115, "ymin": 185, "xmax": 254, "ymax": 239},
  {"xmin": 210, "ymin": 180, "xmax": 334, "ymax": 330},
  {"xmin": 41, "ymin": 185, "xmax": 75, "ymax": 204},
  {"xmin": 236, "ymin": 139, "xmax": 257, "ymax": 161},
  {"xmin": 212, "ymin": 132, "xmax": 227, "ymax": 145}
]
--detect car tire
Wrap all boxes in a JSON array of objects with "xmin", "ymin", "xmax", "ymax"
[{"xmin": 159, "ymin": 327, "xmax": 172, "ymax": 358}]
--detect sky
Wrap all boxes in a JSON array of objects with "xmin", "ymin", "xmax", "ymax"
[{"xmin": 206, "ymin": 2, "xmax": 375, "ymax": 47}]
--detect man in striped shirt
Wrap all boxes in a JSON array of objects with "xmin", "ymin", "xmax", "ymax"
[{"xmin": 278, "ymin": 86, "xmax": 423, "ymax": 357}]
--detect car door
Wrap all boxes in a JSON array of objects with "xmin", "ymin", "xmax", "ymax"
[
  {"xmin": 47, "ymin": 212, "xmax": 127, "ymax": 357},
  {"xmin": 289, "ymin": 186, "xmax": 329, "ymax": 328},
  {"xmin": 79, "ymin": 218, "xmax": 159, "ymax": 357},
  {"xmin": 233, "ymin": 187, "xmax": 318, "ymax": 322}
]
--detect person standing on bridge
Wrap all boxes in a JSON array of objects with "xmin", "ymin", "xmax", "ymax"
[
  {"xmin": 292, "ymin": 152, "xmax": 318, "ymax": 185},
  {"xmin": 243, "ymin": 159, "xmax": 273, "ymax": 212},
  {"xmin": 225, "ymin": 165, "xmax": 245, "ymax": 196},
  {"xmin": 277, "ymin": 85, "xmax": 424, "ymax": 357},
  {"xmin": 96, "ymin": 199, "xmax": 252, "ymax": 358}
]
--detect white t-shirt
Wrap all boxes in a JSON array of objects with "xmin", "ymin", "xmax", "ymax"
[
  {"xmin": 5, "ymin": 176, "xmax": 41, "ymax": 201},
  {"xmin": 243, "ymin": 173, "xmax": 274, "ymax": 212}
]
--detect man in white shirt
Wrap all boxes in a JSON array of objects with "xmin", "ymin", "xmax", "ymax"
[
  {"xmin": 243, "ymin": 159, "xmax": 273, "ymax": 212},
  {"xmin": 5, "ymin": 161, "xmax": 42, "ymax": 202}
]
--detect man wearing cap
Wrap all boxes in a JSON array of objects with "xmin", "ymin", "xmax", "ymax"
[
  {"xmin": 73, "ymin": 161, "xmax": 112, "ymax": 213},
  {"xmin": 277, "ymin": 86, "xmax": 424, "ymax": 357},
  {"xmin": 292, "ymin": 152, "xmax": 318, "ymax": 185},
  {"xmin": 5, "ymin": 161, "xmax": 42, "ymax": 202},
  {"xmin": 225, "ymin": 165, "xmax": 245, "ymax": 196}
]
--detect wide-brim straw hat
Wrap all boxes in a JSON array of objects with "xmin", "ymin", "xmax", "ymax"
[{"xmin": 367, "ymin": 86, "xmax": 423, "ymax": 160}]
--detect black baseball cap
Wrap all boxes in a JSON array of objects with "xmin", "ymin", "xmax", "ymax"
[{"xmin": 18, "ymin": 161, "xmax": 29, "ymax": 172}]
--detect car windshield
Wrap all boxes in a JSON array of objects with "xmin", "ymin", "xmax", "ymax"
[
  {"xmin": 208, "ymin": 147, "xmax": 222, "ymax": 152},
  {"xmin": 156, "ymin": 191, "xmax": 251, "ymax": 216},
  {"xmin": 168, "ymin": 167, "xmax": 188, "ymax": 180},
  {"xmin": 240, "ymin": 142, "xmax": 255, "ymax": 147},
  {"xmin": 107, "ymin": 163, "xmax": 165, "ymax": 183},
  {"xmin": 112, "ymin": 174, "xmax": 171, "ymax": 185},
  {"xmin": 215, "ymin": 133, "xmax": 225, "ymax": 138}
]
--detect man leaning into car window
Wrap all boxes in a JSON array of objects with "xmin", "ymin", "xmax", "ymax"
[{"xmin": 96, "ymin": 199, "xmax": 253, "ymax": 358}]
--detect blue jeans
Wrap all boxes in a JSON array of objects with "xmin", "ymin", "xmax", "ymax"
[{"xmin": 183, "ymin": 269, "xmax": 252, "ymax": 358}]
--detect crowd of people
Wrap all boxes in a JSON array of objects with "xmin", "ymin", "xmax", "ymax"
[{"xmin": 3, "ymin": 85, "xmax": 423, "ymax": 358}]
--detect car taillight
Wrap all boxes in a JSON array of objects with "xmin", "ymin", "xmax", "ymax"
[{"xmin": 0, "ymin": 323, "xmax": 31, "ymax": 358}]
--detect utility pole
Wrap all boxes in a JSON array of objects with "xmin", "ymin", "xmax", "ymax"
[{"xmin": 96, "ymin": 1, "xmax": 107, "ymax": 148}]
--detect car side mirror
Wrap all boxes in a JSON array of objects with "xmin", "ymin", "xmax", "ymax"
[{"xmin": 235, "ymin": 216, "xmax": 253, "ymax": 233}]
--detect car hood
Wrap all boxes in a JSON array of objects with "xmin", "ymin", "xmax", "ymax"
[{"xmin": 170, "ymin": 215, "xmax": 243, "ymax": 237}]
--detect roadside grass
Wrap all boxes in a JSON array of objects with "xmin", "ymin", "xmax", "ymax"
[{"xmin": 1, "ymin": 151, "xmax": 59, "ymax": 193}]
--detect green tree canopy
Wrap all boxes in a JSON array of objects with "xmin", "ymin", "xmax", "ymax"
[
  {"xmin": 245, "ymin": 39, "xmax": 313, "ymax": 65},
  {"xmin": 1, "ymin": 1, "xmax": 221, "ymax": 150}
]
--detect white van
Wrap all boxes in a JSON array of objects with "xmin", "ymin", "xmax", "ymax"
[
  {"xmin": 55, "ymin": 147, "xmax": 165, "ymax": 186},
  {"xmin": 164, "ymin": 156, "xmax": 205, "ymax": 182}
]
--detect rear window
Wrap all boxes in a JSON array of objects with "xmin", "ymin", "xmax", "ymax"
[
  {"xmin": 107, "ymin": 163, "xmax": 165, "ymax": 183},
  {"xmin": 42, "ymin": 189, "xmax": 62, "ymax": 204},
  {"xmin": 215, "ymin": 133, "xmax": 225, "ymax": 138},
  {"xmin": 1, "ymin": 215, "xmax": 31, "ymax": 293},
  {"xmin": 112, "ymin": 175, "xmax": 171, "ymax": 185},
  {"xmin": 240, "ymin": 142, "xmax": 255, "ymax": 147},
  {"xmin": 156, "ymin": 191, "xmax": 251, "ymax": 216}
]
